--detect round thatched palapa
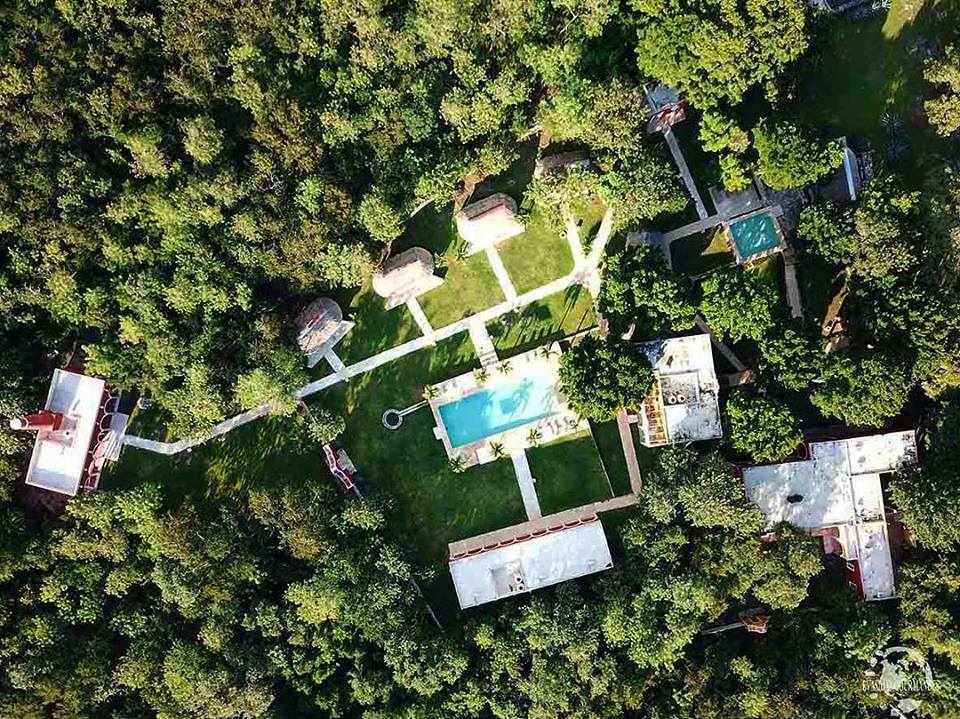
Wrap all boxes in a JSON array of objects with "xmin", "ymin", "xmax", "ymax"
[
  {"xmin": 296, "ymin": 297, "xmax": 344, "ymax": 355},
  {"xmin": 372, "ymin": 247, "xmax": 443, "ymax": 309}
]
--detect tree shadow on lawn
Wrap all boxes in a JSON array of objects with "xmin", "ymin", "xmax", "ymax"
[{"xmin": 489, "ymin": 285, "xmax": 596, "ymax": 358}]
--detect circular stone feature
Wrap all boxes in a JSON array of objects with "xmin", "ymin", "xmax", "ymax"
[{"xmin": 382, "ymin": 409, "xmax": 403, "ymax": 430}]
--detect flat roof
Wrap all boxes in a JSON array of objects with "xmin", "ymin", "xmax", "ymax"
[
  {"xmin": 25, "ymin": 370, "xmax": 106, "ymax": 496},
  {"xmin": 449, "ymin": 520, "xmax": 613, "ymax": 609},
  {"xmin": 637, "ymin": 334, "xmax": 722, "ymax": 445},
  {"xmin": 743, "ymin": 431, "xmax": 917, "ymax": 602}
]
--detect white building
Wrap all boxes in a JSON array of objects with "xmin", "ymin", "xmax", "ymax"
[
  {"xmin": 11, "ymin": 370, "xmax": 127, "ymax": 496},
  {"xmin": 449, "ymin": 517, "xmax": 613, "ymax": 609},
  {"xmin": 455, "ymin": 193, "xmax": 525, "ymax": 255},
  {"xmin": 635, "ymin": 334, "xmax": 722, "ymax": 447},
  {"xmin": 742, "ymin": 431, "xmax": 918, "ymax": 601}
]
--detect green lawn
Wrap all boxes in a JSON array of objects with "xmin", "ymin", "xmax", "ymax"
[
  {"xmin": 488, "ymin": 285, "xmax": 596, "ymax": 358},
  {"xmin": 420, "ymin": 251, "xmax": 506, "ymax": 328},
  {"xmin": 527, "ymin": 431, "xmax": 613, "ymax": 516},
  {"xmin": 498, "ymin": 209, "xmax": 575, "ymax": 294},
  {"xmin": 670, "ymin": 228, "xmax": 734, "ymax": 275},
  {"xmin": 107, "ymin": 410, "xmax": 323, "ymax": 504},
  {"xmin": 330, "ymin": 279, "xmax": 422, "ymax": 367},
  {"xmin": 315, "ymin": 334, "xmax": 527, "ymax": 576},
  {"xmin": 589, "ymin": 420, "xmax": 633, "ymax": 497},
  {"xmin": 789, "ymin": 0, "xmax": 946, "ymax": 157}
]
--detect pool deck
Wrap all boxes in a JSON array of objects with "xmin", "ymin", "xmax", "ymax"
[
  {"xmin": 426, "ymin": 342, "xmax": 587, "ymax": 468},
  {"xmin": 724, "ymin": 206, "xmax": 786, "ymax": 265}
]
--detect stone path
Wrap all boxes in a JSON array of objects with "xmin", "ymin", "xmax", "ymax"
[
  {"xmin": 662, "ymin": 126, "xmax": 709, "ymax": 220},
  {"xmin": 323, "ymin": 350, "xmax": 349, "ymax": 380},
  {"xmin": 485, "ymin": 246, "xmax": 518, "ymax": 303},
  {"xmin": 468, "ymin": 319, "xmax": 499, "ymax": 368},
  {"xmin": 448, "ymin": 493, "xmax": 638, "ymax": 557},
  {"xmin": 511, "ymin": 451, "xmax": 542, "ymax": 520},
  {"xmin": 694, "ymin": 314, "xmax": 748, "ymax": 373},
  {"xmin": 581, "ymin": 208, "xmax": 615, "ymax": 298},
  {"xmin": 782, "ymin": 248, "xmax": 804, "ymax": 319},
  {"xmin": 616, "ymin": 409, "xmax": 643, "ymax": 493},
  {"xmin": 405, "ymin": 297, "xmax": 436, "ymax": 341},
  {"xmin": 124, "ymin": 222, "xmax": 616, "ymax": 456}
]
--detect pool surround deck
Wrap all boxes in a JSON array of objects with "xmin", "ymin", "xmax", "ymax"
[{"xmin": 427, "ymin": 342, "xmax": 588, "ymax": 468}]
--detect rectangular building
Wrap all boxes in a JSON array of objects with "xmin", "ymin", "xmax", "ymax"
[{"xmin": 449, "ymin": 517, "xmax": 613, "ymax": 609}]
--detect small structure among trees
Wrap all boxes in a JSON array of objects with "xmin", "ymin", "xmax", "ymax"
[
  {"xmin": 723, "ymin": 207, "xmax": 787, "ymax": 264},
  {"xmin": 455, "ymin": 193, "xmax": 525, "ymax": 255},
  {"xmin": 372, "ymin": 247, "xmax": 444, "ymax": 310},
  {"xmin": 295, "ymin": 297, "xmax": 354, "ymax": 368},
  {"xmin": 635, "ymin": 334, "xmax": 723, "ymax": 447},
  {"xmin": 643, "ymin": 84, "xmax": 687, "ymax": 133},
  {"xmin": 9, "ymin": 369, "xmax": 127, "ymax": 496},
  {"xmin": 742, "ymin": 430, "xmax": 919, "ymax": 601}
]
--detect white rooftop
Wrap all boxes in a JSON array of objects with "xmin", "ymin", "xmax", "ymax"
[
  {"xmin": 25, "ymin": 370, "xmax": 106, "ymax": 496},
  {"xmin": 449, "ymin": 520, "xmax": 613, "ymax": 609},
  {"xmin": 742, "ymin": 430, "xmax": 918, "ymax": 601},
  {"xmin": 455, "ymin": 193, "xmax": 525, "ymax": 255},
  {"xmin": 636, "ymin": 334, "xmax": 722, "ymax": 446}
]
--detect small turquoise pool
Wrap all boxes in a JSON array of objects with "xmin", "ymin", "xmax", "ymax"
[
  {"xmin": 729, "ymin": 213, "xmax": 782, "ymax": 261},
  {"xmin": 438, "ymin": 375, "xmax": 561, "ymax": 448}
]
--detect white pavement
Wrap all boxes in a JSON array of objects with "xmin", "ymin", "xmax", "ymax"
[
  {"xmin": 468, "ymin": 319, "xmax": 499, "ymax": 368},
  {"xmin": 485, "ymin": 245, "xmax": 518, "ymax": 303},
  {"xmin": 124, "ymin": 214, "xmax": 615, "ymax": 455},
  {"xmin": 511, "ymin": 451, "xmax": 542, "ymax": 520},
  {"xmin": 323, "ymin": 350, "xmax": 349, "ymax": 380},
  {"xmin": 662, "ymin": 125, "xmax": 709, "ymax": 220},
  {"xmin": 405, "ymin": 297, "xmax": 436, "ymax": 342},
  {"xmin": 564, "ymin": 217, "xmax": 586, "ymax": 266}
]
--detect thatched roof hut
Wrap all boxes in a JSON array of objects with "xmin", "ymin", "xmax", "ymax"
[
  {"xmin": 373, "ymin": 247, "xmax": 444, "ymax": 310},
  {"xmin": 296, "ymin": 297, "xmax": 354, "ymax": 368},
  {"xmin": 455, "ymin": 193, "xmax": 525, "ymax": 255}
]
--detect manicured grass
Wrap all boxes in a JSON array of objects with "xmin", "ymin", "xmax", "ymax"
[
  {"xmin": 107, "ymin": 410, "xmax": 322, "ymax": 504},
  {"xmin": 789, "ymin": 0, "xmax": 947, "ymax": 158},
  {"xmin": 670, "ymin": 228, "xmax": 734, "ymax": 276},
  {"xmin": 571, "ymin": 196, "xmax": 608, "ymax": 245},
  {"xmin": 589, "ymin": 420, "xmax": 633, "ymax": 497},
  {"xmin": 527, "ymin": 431, "xmax": 613, "ymax": 516},
  {"xmin": 420, "ymin": 250, "xmax": 506, "ymax": 328},
  {"xmin": 488, "ymin": 285, "xmax": 596, "ymax": 358},
  {"xmin": 498, "ymin": 209, "xmax": 575, "ymax": 294},
  {"xmin": 331, "ymin": 279, "xmax": 423, "ymax": 367},
  {"xmin": 317, "ymin": 334, "xmax": 527, "ymax": 577}
]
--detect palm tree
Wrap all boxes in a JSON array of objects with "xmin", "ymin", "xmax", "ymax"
[
  {"xmin": 422, "ymin": 385, "xmax": 440, "ymax": 401},
  {"xmin": 490, "ymin": 442, "xmax": 506, "ymax": 459},
  {"xmin": 474, "ymin": 367, "xmax": 490, "ymax": 385},
  {"xmin": 526, "ymin": 427, "xmax": 542, "ymax": 448},
  {"xmin": 448, "ymin": 456, "xmax": 467, "ymax": 474},
  {"xmin": 497, "ymin": 361, "xmax": 513, "ymax": 376}
]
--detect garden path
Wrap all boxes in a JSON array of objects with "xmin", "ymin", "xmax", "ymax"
[
  {"xmin": 511, "ymin": 451, "xmax": 542, "ymax": 520},
  {"xmin": 405, "ymin": 297, "xmax": 436, "ymax": 342},
  {"xmin": 662, "ymin": 125, "xmax": 709, "ymax": 220},
  {"xmin": 485, "ymin": 245, "xmax": 518, "ymax": 303}
]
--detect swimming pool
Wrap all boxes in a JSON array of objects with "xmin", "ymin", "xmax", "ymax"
[
  {"xmin": 438, "ymin": 375, "xmax": 561, "ymax": 448},
  {"xmin": 728, "ymin": 212, "xmax": 782, "ymax": 261}
]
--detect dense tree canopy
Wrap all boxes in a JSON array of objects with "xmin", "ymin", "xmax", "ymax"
[
  {"xmin": 753, "ymin": 119, "xmax": 844, "ymax": 190},
  {"xmin": 725, "ymin": 390, "xmax": 802, "ymax": 463},
  {"xmin": 558, "ymin": 335, "xmax": 653, "ymax": 421}
]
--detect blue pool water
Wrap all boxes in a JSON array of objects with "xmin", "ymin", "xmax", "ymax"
[
  {"xmin": 438, "ymin": 375, "xmax": 561, "ymax": 448},
  {"xmin": 729, "ymin": 213, "xmax": 782, "ymax": 261}
]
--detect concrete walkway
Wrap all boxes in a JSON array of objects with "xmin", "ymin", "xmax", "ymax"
[
  {"xmin": 511, "ymin": 451, "xmax": 542, "ymax": 520},
  {"xmin": 582, "ymin": 208, "xmax": 615, "ymax": 298},
  {"xmin": 124, "ymin": 219, "xmax": 617, "ymax": 456},
  {"xmin": 468, "ymin": 319, "xmax": 499, "ymax": 368},
  {"xmin": 694, "ymin": 314, "xmax": 748, "ymax": 373},
  {"xmin": 662, "ymin": 126, "xmax": 709, "ymax": 220},
  {"xmin": 616, "ymin": 409, "xmax": 643, "ymax": 493},
  {"xmin": 782, "ymin": 248, "xmax": 804, "ymax": 319},
  {"xmin": 662, "ymin": 214, "xmax": 723, "ymax": 244},
  {"xmin": 323, "ymin": 350, "xmax": 349, "ymax": 380},
  {"xmin": 405, "ymin": 297, "xmax": 436, "ymax": 341},
  {"xmin": 564, "ymin": 216, "xmax": 586, "ymax": 266},
  {"xmin": 485, "ymin": 246, "xmax": 518, "ymax": 303}
]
